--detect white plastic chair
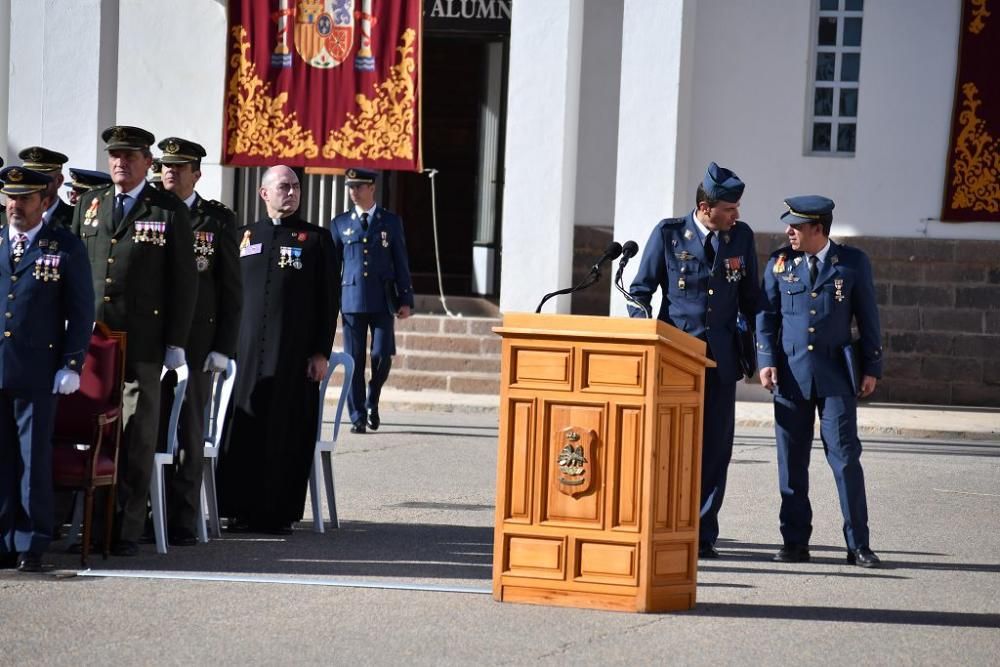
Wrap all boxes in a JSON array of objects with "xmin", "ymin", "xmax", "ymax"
[
  {"xmin": 308, "ymin": 352, "xmax": 353, "ymax": 533},
  {"xmin": 150, "ymin": 364, "xmax": 189, "ymax": 555},
  {"xmin": 200, "ymin": 359, "xmax": 236, "ymax": 540}
]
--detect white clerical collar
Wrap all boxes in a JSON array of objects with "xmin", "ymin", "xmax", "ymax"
[{"xmin": 354, "ymin": 203, "xmax": 377, "ymax": 218}]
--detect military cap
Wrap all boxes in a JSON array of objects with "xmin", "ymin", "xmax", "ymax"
[
  {"xmin": 102, "ymin": 125, "xmax": 155, "ymax": 151},
  {"xmin": 781, "ymin": 195, "xmax": 835, "ymax": 225},
  {"xmin": 344, "ymin": 168, "xmax": 378, "ymax": 185},
  {"xmin": 0, "ymin": 166, "xmax": 53, "ymax": 196},
  {"xmin": 19, "ymin": 146, "xmax": 69, "ymax": 173},
  {"xmin": 66, "ymin": 168, "xmax": 113, "ymax": 191},
  {"xmin": 158, "ymin": 136, "xmax": 207, "ymax": 164},
  {"xmin": 702, "ymin": 161, "xmax": 745, "ymax": 203},
  {"xmin": 149, "ymin": 158, "xmax": 163, "ymax": 183}
]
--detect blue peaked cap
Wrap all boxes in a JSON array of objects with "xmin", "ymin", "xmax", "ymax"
[
  {"xmin": 781, "ymin": 195, "xmax": 835, "ymax": 224},
  {"xmin": 702, "ymin": 162, "xmax": 745, "ymax": 203}
]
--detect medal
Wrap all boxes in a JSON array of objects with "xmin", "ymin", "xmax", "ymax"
[
  {"xmin": 678, "ymin": 276, "xmax": 686, "ymax": 290},
  {"xmin": 292, "ymin": 247, "xmax": 302, "ymax": 269},
  {"xmin": 834, "ymin": 278, "xmax": 845, "ymax": 302},
  {"xmin": 240, "ymin": 230, "xmax": 251, "ymax": 250},
  {"xmin": 724, "ymin": 256, "xmax": 745, "ymax": 282},
  {"xmin": 196, "ymin": 255, "xmax": 210, "ymax": 272},
  {"xmin": 381, "ymin": 231, "xmax": 389, "ymax": 248},
  {"xmin": 773, "ymin": 254, "xmax": 786, "ymax": 274}
]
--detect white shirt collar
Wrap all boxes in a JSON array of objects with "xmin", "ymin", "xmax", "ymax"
[
  {"xmin": 8, "ymin": 221, "xmax": 43, "ymax": 246},
  {"xmin": 42, "ymin": 197, "xmax": 61, "ymax": 222},
  {"xmin": 354, "ymin": 203, "xmax": 377, "ymax": 219},
  {"xmin": 691, "ymin": 211, "xmax": 712, "ymax": 241},
  {"xmin": 114, "ymin": 180, "xmax": 146, "ymax": 201},
  {"xmin": 811, "ymin": 240, "xmax": 832, "ymax": 264},
  {"xmin": 183, "ymin": 192, "xmax": 198, "ymax": 209}
]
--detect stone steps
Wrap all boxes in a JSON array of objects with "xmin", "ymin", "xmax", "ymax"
[{"xmin": 330, "ymin": 313, "xmax": 502, "ymax": 411}]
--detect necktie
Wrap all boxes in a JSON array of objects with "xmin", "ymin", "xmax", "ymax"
[
  {"xmin": 113, "ymin": 194, "xmax": 128, "ymax": 227},
  {"xmin": 809, "ymin": 255, "xmax": 819, "ymax": 284},
  {"xmin": 704, "ymin": 231, "xmax": 716, "ymax": 266},
  {"xmin": 11, "ymin": 233, "xmax": 28, "ymax": 264},
  {"xmin": 361, "ymin": 212, "xmax": 369, "ymax": 232}
]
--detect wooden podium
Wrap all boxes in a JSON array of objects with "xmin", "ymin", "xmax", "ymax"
[{"xmin": 491, "ymin": 313, "xmax": 715, "ymax": 612}]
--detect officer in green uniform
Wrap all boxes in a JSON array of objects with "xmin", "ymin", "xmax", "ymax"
[
  {"xmin": 19, "ymin": 146, "xmax": 74, "ymax": 229},
  {"xmin": 71, "ymin": 125, "xmax": 198, "ymax": 556},
  {"xmin": 156, "ymin": 136, "xmax": 242, "ymax": 545}
]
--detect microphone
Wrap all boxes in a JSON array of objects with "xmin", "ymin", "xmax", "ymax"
[
  {"xmin": 614, "ymin": 240, "xmax": 651, "ymax": 318},
  {"xmin": 534, "ymin": 241, "xmax": 623, "ymax": 313}
]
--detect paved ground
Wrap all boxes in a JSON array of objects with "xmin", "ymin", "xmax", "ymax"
[{"xmin": 1, "ymin": 410, "xmax": 998, "ymax": 665}]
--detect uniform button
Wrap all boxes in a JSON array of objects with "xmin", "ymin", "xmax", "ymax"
[
  {"xmin": 108, "ymin": 258, "xmax": 115, "ymax": 264},
  {"xmin": 106, "ymin": 278, "xmax": 113, "ymax": 284},
  {"xmin": 49, "ymin": 344, "xmax": 54, "ymax": 349},
  {"xmin": 6, "ymin": 294, "xmax": 12, "ymax": 300},
  {"xmin": 807, "ymin": 344, "xmax": 814, "ymax": 351},
  {"xmin": 10, "ymin": 276, "xmax": 17, "ymax": 283},
  {"xmin": 363, "ymin": 271, "xmax": 368, "ymax": 277},
  {"xmin": 706, "ymin": 325, "xmax": 711, "ymax": 331},
  {"xmin": 111, "ymin": 239, "xmax": 117, "ymax": 245},
  {"xmin": 103, "ymin": 296, "xmax": 111, "ymax": 303},
  {"xmin": 362, "ymin": 238, "xmax": 367, "ymax": 243},
  {"xmin": 810, "ymin": 292, "xmax": 817, "ymax": 298},
  {"xmin": 808, "ymin": 327, "xmax": 815, "ymax": 333},
  {"xmin": 707, "ymin": 307, "xmax": 712, "ymax": 313},
  {"xmin": 708, "ymin": 289, "xmax": 714, "ymax": 296},
  {"xmin": 3, "ymin": 331, "xmax": 10, "ymax": 338},
  {"xmin": 809, "ymin": 309, "xmax": 816, "ymax": 315},
  {"xmin": 363, "ymin": 249, "xmax": 368, "ymax": 254},
  {"xmin": 363, "ymin": 261, "xmax": 368, "ymax": 266},
  {"xmin": 4, "ymin": 312, "xmax": 10, "ymax": 319},
  {"xmin": 153, "ymin": 309, "xmax": 159, "ymax": 315}
]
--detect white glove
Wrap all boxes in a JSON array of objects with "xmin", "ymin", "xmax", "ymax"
[
  {"xmin": 203, "ymin": 351, "xmax": 229, "ymax": 373},
  {"xmin": 53, "ymin": 369, "xmax": 81, "ymax": 395},
  {"xmin": 164, "ymin": 346, "xmax": 187, "ymax": 370}
]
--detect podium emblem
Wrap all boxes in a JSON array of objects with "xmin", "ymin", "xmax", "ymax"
[{"xmin": 556, "ymin": 427, "xmax": 596, "ymax": 497}]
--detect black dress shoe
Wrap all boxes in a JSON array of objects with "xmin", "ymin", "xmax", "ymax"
[
  {"xmin": 168, "ymin": 533, "xmax": 199, "ymax": 547},
  {"xmin": 698, "ymin": 543, "xmax": 720, "ymax": 559},
  {"xmin": 367, "ymin": 408, "xmax": 380, "ymax": 431},
  {"xmin": 111, "ymin": 540, "xmax": 139, "ymax": 557},
  {"xmin": 350, "ymin": 420, "xmax": 366, "ymax": 434},
  {"xmin": 17, "ymin": 552, "xmax": 44, "ymax": 573},
  {"xmin": 847, "ymin": 547, "xmax": 882, "ymax": 568},
  {"xmin": 773, "ymin": 544, "xmax": 811, "ymax": 563}
]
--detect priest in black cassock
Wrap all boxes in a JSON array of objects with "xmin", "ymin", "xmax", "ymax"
[{"xmin": 217, "ymin": 165, "xmax": 340, "ymax": 534}]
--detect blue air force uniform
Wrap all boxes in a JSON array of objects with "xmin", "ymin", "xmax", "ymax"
[
  {"xmin": 628, "ymin": 162, "xmax": 759, "ymax": 553},
  {"xmin": 330, "ymin": 169, "xmax": 414, "ymax": 429},
  {"xmin": 0, "ymin": 167, "xmax": 94, "ymax": 561},
  {"xmin": 757, "ymin": 196, "xmax": 883, "ymax": 557}
]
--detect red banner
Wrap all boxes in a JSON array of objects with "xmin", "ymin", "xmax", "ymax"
[
  {"xmin": 224, "ymin": 0, "xmax": 422, "ymax": 171},
  {"xmin": 942, "ymin": 0, "xmax": 1000, "ymax": 222}
]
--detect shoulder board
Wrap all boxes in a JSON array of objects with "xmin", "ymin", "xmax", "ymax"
[{"xmin": 662, "ymin": 217, "xmax": 685, "ymax": 226}]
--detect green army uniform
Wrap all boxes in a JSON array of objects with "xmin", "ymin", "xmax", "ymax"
[{"xmin": 71, "ymin": 126, "xmax": 198, "ymax": 548}]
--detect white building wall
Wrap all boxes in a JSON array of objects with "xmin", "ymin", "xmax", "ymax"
[
  {"xmin": 685, "ymin": 0, "xmax": 998, "ymax": 241},
  {"xmin": 499, "ymin": 0, "xmax": 584, "ymax": 313},
  {"xmin": 116, "ymin": 0, "xmax": 233, "ymax": 205}
]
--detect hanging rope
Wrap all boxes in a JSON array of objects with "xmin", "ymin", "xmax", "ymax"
[{"xmin": 424, "ymin": 168, "xmax": 459, "ymax": 318}]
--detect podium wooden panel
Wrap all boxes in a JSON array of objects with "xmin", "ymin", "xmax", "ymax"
[{"xmin": 492, "ymin": 313, "xmax": 714, "ymax": 613}]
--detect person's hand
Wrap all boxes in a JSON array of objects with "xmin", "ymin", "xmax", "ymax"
[
  {"xmin": 397, "ymin": 304, "xmax": 412, "ymax": 320},
  {"xmin": 164, "ymin": 346, "xmax": 186, "ymax": 370},
  {"xmin": 53, "ymin": 369, "xmax": 81, "ymax": 395},
  {"xmin": 759, "ymin": 366, "xmax": 778, "ymax": 391},
  {"xmin": 203, "ymin": 351, "xmax": 229, "ymax": 373},
  {"xmin": 307, "ymin": 354, "xmax": 329, "ymax": 383},
  {"xmin": 859, "ymin": 375, "xmax": 877, "ymax": 398}
]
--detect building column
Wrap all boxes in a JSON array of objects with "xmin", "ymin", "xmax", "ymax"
[
  {"xmin": 499, "ymin": 0, "xmax": 585, "ymax": 314},
  {"xmin": 8, "ymin": 0, "xmax": 118, "ymax": 171},
  {"xmin": 610, "ymin": 0, "xmax": 697, "ymax": 316}
]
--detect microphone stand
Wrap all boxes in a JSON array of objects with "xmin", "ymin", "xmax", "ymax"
[
  {"xmin": 535, "ymin": 269, "xmax": 602, "ymax": 314},
  {"xmin": 614, "ymin": 261, "xmax": 651, "ymax": 318}
]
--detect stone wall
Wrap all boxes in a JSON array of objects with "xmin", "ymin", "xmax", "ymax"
[
  {"xmin": 755, "ymin": 233, "xmax": 1000, "ymax": 408},
  {"xmin": 569, "ymin": 227, "xmax": 1000, "ymax": 407}
]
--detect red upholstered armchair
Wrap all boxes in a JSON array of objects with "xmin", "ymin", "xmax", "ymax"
[{"xmin": 51, "ymin": 321, "xmax": 127, "ymax": 567}]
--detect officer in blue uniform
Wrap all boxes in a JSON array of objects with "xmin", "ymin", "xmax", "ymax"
[
  {"xmin": 330, "ymin": 169, "xmax": 414, "ymax": 434},
  {"xmin": 757, "ymin": 195, "xmax": 883, "ymax": 568},
  {"xmin": 629, "ymin": 162, "xmax": 760, "ymax": 559},
  {"xmin": 65, "ymin": 168, "xmax": 113, "ymax": 206},
  {"xmin": 0, "ymin": 167, "xmax": 94, "ymax": 572}
]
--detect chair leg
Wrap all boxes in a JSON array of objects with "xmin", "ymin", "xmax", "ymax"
[
  {"xmin": 309, "ymin": 450, "xmax": 325, "ymax": 534},
  {"xmin": 102, "ymin": 486, "xmax": 115, "ymax": 560},
  {"xmin": 203, "ymin": 458, "xmax": 221, "ymax": 539},
  {"xmin": 196, "ymin": 484, "xmax": 209, "ymax": 544},
  {"xmin": 81, "ymin": 488, "xmax": 95, "ymax": 568},
  {"xmin": 67, "ymin": 491, "xmax": 84, "ymax": 550},
  {"xmin": 150, "ymin": 460, "xmax": 168, "ymax": 555},
  {"xmin": 322, "ymin": 451, "xmax": 339, "ymax": 530}
]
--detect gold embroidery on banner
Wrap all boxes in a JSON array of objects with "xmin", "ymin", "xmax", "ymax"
[
  {"xmin": 321, "ymin": 29, "xmax": 417, "ymax": 161},
  {"xmin": 968, "ymin": 0, "xmax": 990, "ymax": 34},
  {"xmin": 225, "ymin": 26, "xmax": 319, "ymax": 159},
  {"xmin": 950, "ymin": 82, "xmax": 1000, "ymax": 214}
]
